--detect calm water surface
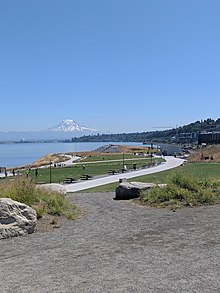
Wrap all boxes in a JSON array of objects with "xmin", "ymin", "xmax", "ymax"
[{"xmin": 0, "ymin": 142, "xmax": 143, "ymax": 168}]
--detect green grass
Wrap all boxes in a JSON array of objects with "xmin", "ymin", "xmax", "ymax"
[
  {"xmin": 83, "ymin": 162, "xmax": 220, "ymax": 192},
  {"xmin": 23, "ymin": 157, "xmax": 163, "ymax": 184},
  {"xmin": 80, "ymin": 153, "xmax": 156, "ymax": 162},
  {"xmin": 126, "ymin": 162, "xmax": 220, "ymax": 183}
]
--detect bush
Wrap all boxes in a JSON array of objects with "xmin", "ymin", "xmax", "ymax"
[
  {"xmin": 34, "ymin": 204, "xmax": 46, "ymax": 219},
  {"xmin": 42, "ymin": 193, "xmax": 66, "ymax": 216},
  {"xmin": 0, "ymin": 177, "xmax": 37, "ymax": 206},
  {"xmin": 169, "ymin": 174, "xmax": 200, "ymax": 192},
  {"xmin": 194, "ymin": 188, "xmax": 215, "ymax": 204},
  {"xmin": 140, "ymin": 174, "xmax": 220, "ymax": 209},
  {"xmin": 0, "ymin": 177, "xmax": 79, "ymax": 220}
]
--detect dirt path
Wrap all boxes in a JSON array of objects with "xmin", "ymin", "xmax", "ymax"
[{"xmin": 1, "ymin": 192, "xmax": 220, "ymax": 292}]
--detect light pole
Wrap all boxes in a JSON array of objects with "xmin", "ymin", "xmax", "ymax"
[
  {"xmin": 122, "ymin": 153, "xmax": 125, "ymax": 172},
  {"xmin": 151, "ymin": 153, "xmax": 153, "ymax": 165},
  {"xmin": 49, "ymin": 161, "xmax": 52, "ymax": 183},
  {"xmin": 150, "ymin": 141, "xmax": 153, "ymax": 165}
]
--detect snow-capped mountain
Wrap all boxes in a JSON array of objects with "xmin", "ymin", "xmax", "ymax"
[{"xmin": 49, "ymin": 119, "xmax": 96, "ymax": 132}]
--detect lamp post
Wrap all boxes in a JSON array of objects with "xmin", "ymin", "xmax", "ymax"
[
  {"xmin": 49, "ymin": 161, "xmax": 52, "ymax": 183},
  {"xmin": 122, "ymin": 153, "xmax": 125, "ymax": 172},
  {"xmin": 150, "ymin": 141, "xmax": 153, "ymax": 165}
]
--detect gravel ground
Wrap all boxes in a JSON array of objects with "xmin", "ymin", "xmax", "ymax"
[{"xmin": 1, "ymin": 192, "xmax": 220, "ymax": 292}]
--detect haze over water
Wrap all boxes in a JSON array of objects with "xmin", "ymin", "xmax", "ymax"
[{"xmin": 0, "ymin": 142, "xmax": 144, "ymax": 168}]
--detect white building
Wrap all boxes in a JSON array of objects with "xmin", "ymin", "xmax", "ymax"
[{"xmin": 158, "ymin": 144, "xmax": 182, "ymax": 156}]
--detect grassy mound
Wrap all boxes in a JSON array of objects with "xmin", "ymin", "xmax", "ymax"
[
  {"xmin": 140, "ymin": 174, "xmax": 220, "ymax": 210},
  {"xmin": 0, "ymin": 177, "xmax": 79, "ymax": 220}
]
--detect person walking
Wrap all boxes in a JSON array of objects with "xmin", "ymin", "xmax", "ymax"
[{"xmin": 35, "ymin": 168, "xmax": 38, "ymax": 178}]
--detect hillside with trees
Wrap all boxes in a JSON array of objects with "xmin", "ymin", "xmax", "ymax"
[{"xmin": 70, "ymin": 118, "xmax": 220, "ymax": 144}]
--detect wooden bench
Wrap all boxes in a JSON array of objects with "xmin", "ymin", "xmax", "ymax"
[
  {"xmin": 63, "ymin": 177, "xmax": 77, "ymax": 184},
  {"xmin": 108, "ymin": 170, "xmax": 117, "ymax": 175},
  {"xmin": 80, "ymin": 174, "xmax": 93, "ymax": 180}
]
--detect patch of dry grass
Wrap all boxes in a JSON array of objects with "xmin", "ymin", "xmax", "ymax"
[
  {"xmin": 188, "ymin": 145, "xmax": 220, "ymax": 163},
  {"xmin": 0, "ymin": 177, "xmax": 80, "ymax": 221},
  {"xmin": 31, "ymin": 153, "xmax": 68, "ymax": 167}
]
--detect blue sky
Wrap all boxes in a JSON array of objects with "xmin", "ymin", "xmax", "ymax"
[{"xmin": 1, "ymin": 0, "xmax": 220, "ymax": 133}]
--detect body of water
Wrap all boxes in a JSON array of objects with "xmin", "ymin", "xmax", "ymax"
[{"xmin": 0, "ymin": 142, "xmax": 144, "ymax": 168}]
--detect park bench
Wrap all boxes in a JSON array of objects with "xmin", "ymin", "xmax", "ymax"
[
  {"xmin": 63, "ymin": 177, "xmax": 77, "ymax": 184},
  {"xmin": 80, "ymin": 174, "xmax": 93, "ymax": 180},
  {"xmin": 108, "ymin": 169, "xmax": 117, "ymax": 175}
]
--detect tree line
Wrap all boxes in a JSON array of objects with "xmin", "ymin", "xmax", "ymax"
[{"xmin": 70, "ymin": 118, "xmax": 220, "ymax": 143}]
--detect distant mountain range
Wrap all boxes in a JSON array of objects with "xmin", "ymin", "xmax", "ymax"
[{"xmin": 0, "ymin": 119, "xmax": 98, "ymax": 142}]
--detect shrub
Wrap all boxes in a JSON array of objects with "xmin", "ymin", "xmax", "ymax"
[
  {"xmin": 14, "ymin": 178, "xmax": 37, "ymax": 206},
  {"xmin": 194, "ymin": 188, "xmax": 215, "ymax": 204},
  {"xmin": 140, "ymin": 174, "xmax": 219, "ymax": 209},
  {"xmin": 34, "ymin": 204, "xmax": 46, "ymax": 219},
  {"xmin": 0, "ymin": 177, "xmax": 79, "ymax": 220},
  {"xmin": 0, "ymin": 177, "xmax": 37, "ymax": 206},
  {"xmin": 199, "ymin": 178, "xmax": 219, "ymax": 189},
  {"xmin": 169, "ymin": 174, "xmax": 200, "ymax": 192},
  {"xmin": 43, "ymin": 194, "xmax": 66, "ymax": 216}
]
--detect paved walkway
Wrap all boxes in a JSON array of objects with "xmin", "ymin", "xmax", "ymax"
[{"xmin": 65, "ymin": 156, "xmax": 184, "ymax": 193}]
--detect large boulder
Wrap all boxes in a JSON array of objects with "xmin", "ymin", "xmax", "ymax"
[
  {"xmin": 37, "ymin": 183, "xmax": 67, "ymax": 196},
  {"xmin": 114, "ymin": 182, "xmax": 166, "ymax": 200},
  {"xmin": 0, "ymin": 198, "xmax": 37, "ymax": 239}
]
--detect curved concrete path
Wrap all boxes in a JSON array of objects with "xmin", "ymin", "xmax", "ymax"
[{"xmin": 65, "ymin": 156, "xmax": 184, "ymax": 193}]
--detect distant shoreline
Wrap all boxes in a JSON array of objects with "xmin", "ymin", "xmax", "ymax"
[{"xmin": 0, "ymin": 141, "xmax": 145, "ymax": 169}]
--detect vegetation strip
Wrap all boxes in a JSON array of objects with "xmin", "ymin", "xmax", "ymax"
[
  {"xmin": 139, "ymin": 173, "xmax": 219, "ymax": 210},
  {"xmin": 82, "ymin": 162, "xmax": 220, "ymax": 193},
  {"xmin": 0, "ymin": 177, "xmax": 80, "ymax": 223}
]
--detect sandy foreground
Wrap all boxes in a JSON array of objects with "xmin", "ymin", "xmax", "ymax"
[{"xmin": 1, "ymin": 192, "xmax": 220, "ymax": 292}]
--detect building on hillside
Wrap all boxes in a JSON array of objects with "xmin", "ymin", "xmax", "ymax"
[
  {"xmin": 157, "ymin": 144, "xmax": 183, "ymax": 156},
  {"xmin": 176, "ymin": 132, "xmax": 198, "ymax": 144},
  {"xmin": 198, "ymin": 132, "xmax": 220, "ymax": 145}
]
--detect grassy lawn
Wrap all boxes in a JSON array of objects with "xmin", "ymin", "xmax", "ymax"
[
  {"xmin": 128, "ymin": 162, "xmax": 220, "ymax": 183},
  {"xmin": 83, "ymin": 162, "xmax": 220, "ymax": 192},
  {"xmin": 79, "ymin": 153, "xmax": 148, "ymax": 162},
  {"xmin": 24, "ymin": 157, "xmax": 163, "ymax": 184}
]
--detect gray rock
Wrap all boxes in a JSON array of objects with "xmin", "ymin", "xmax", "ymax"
[
  {"xmin": 0, "ymin": 198, "xmax": 37, "ymax": 239},
  {"xmin": 37, "ymin": 183, "xmax": 67, "ymax": 195},
  {"xmin": 115, "ymin": 182, "xmax": 166, "ymax": 200}
]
